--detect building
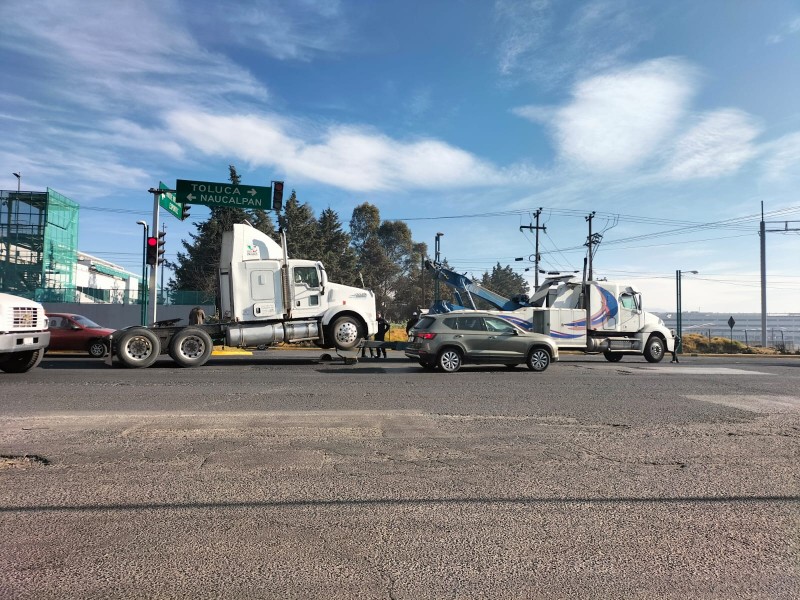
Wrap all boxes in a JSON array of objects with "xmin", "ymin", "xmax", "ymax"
[{"xmin": 1, "ymin": 188, "xmax": 141, "ymax": 303}]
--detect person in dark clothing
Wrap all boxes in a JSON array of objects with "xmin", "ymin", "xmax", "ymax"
[
  {"xmin": 671, "ymin": 335, "xmax": 681, "ymax": 363},
  {"xmin": 361, "ymin": 333, "xmax": 375, "ymax": 358},
  {"xmin": 406, "ymin": 312, "xmax": 419, "ymax": 338},
  {"xmin": 375, "ymin": 313, "xmax": 390, "ymax": 358}
]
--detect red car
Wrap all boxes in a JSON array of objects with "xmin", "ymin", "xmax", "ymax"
[{"xmin": 45, "ymin": 313, "xmax": 115, "ymax": 357}]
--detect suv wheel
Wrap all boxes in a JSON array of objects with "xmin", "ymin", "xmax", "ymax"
[
  {"xmin": 437, "ymin": 348, "xmax": 462, "ymax": 373},
  {"xmin": 526, "ymin": 347, "xmax": 551, "ymax": 372}
]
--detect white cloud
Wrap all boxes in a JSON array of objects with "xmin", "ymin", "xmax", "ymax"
[
  {"xmin": 516, "ymin": 58, "xmax": 696, "ymax": 171},
  {"xmin": 664, "ymin": 109, "xmax": 761, "ymax": 180},
  {"xmin": 766, "ymin": 16, "xmax": 800, "ymax": 44},
  {"xmin": 761, "ymin": 132, "xmax": 800, "ymax": 181},
  {"xmin": 495, "ymin": 0, "xmax": 647, "ymax": 87},
  {"xmin": 165, "ymin": 110, "xmax": 519, "ymax": 192}
]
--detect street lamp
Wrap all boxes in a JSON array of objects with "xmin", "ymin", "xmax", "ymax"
[
  {"xmin": 675, "ymin": 269, "xmax": 698, "ymax": 353},
  {"xmin": 12, "ymin": 172, "xmax": 21, "ymax": 193},
  {"xmin": 137, "ymin": 221, "xmax": 149, "ymax": 326},
  {"xmin": 434, "ymin": 232, "xmax": 444, "ymax": 303}
]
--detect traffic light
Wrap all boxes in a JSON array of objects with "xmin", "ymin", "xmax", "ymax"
[
  {"xmin": 156, "ymin": 231, "xmax": 166, "ymax": 264},
  {"xmin": 272, "ymin": 181, "xmax": 284, "ymax": 211},
  {"xmin": 180, "ymin": 202, "xmax": 191, "ymax": 221},
  {"xmin": 146, "ymin": 236, "xmax": 158, "ymax": 266}
]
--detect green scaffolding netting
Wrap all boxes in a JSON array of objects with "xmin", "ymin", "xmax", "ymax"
[{"xmin": 0, "ymin": 188, "xmax": 79, "ymax": 301}]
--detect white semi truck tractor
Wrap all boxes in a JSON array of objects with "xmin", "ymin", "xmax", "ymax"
[{"xmin": 109, "ymin": 223, "xmax": 378, "ymax": 368}]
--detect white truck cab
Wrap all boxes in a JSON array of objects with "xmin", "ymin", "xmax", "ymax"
[{"xmin": 0, "ymin": 293, "xmax": 50, "ymax": 373}]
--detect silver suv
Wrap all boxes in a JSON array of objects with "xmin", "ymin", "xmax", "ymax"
[{"xmin": 405, "ymin": 311, "xmax": 558, "ymax": 373}]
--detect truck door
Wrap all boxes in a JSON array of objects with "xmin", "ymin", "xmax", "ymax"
[
  {"xmin": 617, "ymin": 292, "xmax": 643, "ymax": 332},
  {"xmin": 290, "ymin": 266, "xmax": 323, "ymax": 318},
  {"xmin": 248, "ymin": 267, "xmax": 279, "ymax": 319}
]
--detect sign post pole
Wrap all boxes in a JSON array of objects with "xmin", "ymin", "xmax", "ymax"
[
  {"xmin": 728, "ymin": 316, "xmax": 736, "ymax": 354},
  {"xmin": 148, "ymin": 191, "xmax": 160, "ymax": 325}
]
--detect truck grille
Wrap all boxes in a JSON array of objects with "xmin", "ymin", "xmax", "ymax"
[{"xmin": 12, "ymin": 306, "xmax": 39, "ymax": 328}]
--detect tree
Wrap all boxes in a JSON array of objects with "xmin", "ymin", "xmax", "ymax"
[
  {"xmin": 316, "ymin": 207, "xmax": 358, "ymax": 286},
  {"xmin": 476, "ymin": 263, "xmax": 529, "ymax": 309},
  {"xmin": 348, "ymin": 203, "xmax": 419, "ymax": 320},
  {"xmin": 279, "ymin": 190, "xmax": 318, "ymax": 259}
]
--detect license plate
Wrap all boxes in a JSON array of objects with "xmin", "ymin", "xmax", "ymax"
[{"xmin": 23, "ymin": 337, "xmax": 33, "ymax": 345}]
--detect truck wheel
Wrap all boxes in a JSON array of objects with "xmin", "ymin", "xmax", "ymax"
[
  {"xmin": 526, "ymin": 347, "xmax": 551, "ymax": 372},
  {"xmin": 330, "ymin": 316, "xmax": 364, "ymax": 351},
  {"xmin": 603, "ymin": 351, "xmax": 623, "ymax": 362},
  {"xmin": 117, "ymin": 328, "xmax": 161, "ymax": 368},
  {"xmin": 169, "ymin": 328, "xmax": 213, "ymax": 367},
  {"xmin": 0, "ymin": 349, "xmax": 44, "ymax": 373},
  {"xmin": 437, "ymin": 348, "xmax": 462, "ymax": 373},
  {"xmin": 643, "ymin": 335, "xmax": 665, "ymax": 363},
  {"xmin": 88, "ymin": 340, "xmax": 107, "ymax": 358}
]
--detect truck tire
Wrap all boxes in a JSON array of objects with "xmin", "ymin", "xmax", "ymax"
[
  {"xmin": 643, "ymin": 335, "xmax": 665, "ymax": 363},
  {"xmin": 0, "ymin": 349, "xmax": 44, "ymax": 373},
  {"xmin": 117, "ymin": 328, "xmax": 161, "ymax": 368},
  {"xmin": 168, "ymin": 328, "xmax": 213, "ymax": 367},
  {"xmin": 329, "ymin": 315, "xmax": 364, "ymax": 351},
  {"xmin": 88, "ymin": 340, "xmax": 107, "ymax": 358},
  {"xmin": 603, "ymin": 351, "xmax": 623, "ymax": 362},
  {"xmin": 526, "ymin": 347, "xmax": 551, "ymax": 372}
]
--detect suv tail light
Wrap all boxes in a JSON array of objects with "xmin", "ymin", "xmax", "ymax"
[{"xmin": 416, "ymin": 332, "xmax": 437, "ymax": 340}]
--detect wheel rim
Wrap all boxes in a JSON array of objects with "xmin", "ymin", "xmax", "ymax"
[
  {"xmin": 89, "ymin": 342, "xmax": 106, "ymax": 357},
  {"xmin": 650, "ymin": 341, "xmax": 663, "ymax": 359},
  {"xmin": 179, "ymin": 336, "xmax": 206, "ymax": 359},
  {"xmin": 529, "ymin": 349, "xmax": 549, "ymax": 370},
  {"xmin": 125, "ymin": 335, "xmax": 154, "ymax": 361},
  {"xmin": 440, "ymin": 350, "xmax": 460, "ymax": 372},
  {"xmin": 335, "ymin": 321, "xmax": 359, "ymax": 345}
]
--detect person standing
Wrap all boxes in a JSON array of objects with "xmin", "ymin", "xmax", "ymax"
[
  {"xmin": 671, "ymin": 335, "xmax": 681, "ymax": 363},
  {"xmin": 406, "ymin": 312, "xmax": 419, "ymax": 339},
  {"xmin": 375, "ymin": 312, "xmax": 390, "ymax": 358}
]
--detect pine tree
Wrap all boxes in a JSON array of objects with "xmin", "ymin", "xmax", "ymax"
[
  {"xmin": 279, "ymin": 190, "xmax": 318, "ymax": 259},
  {"xmin": 477, "ymin": 263, "xmax": 529, "ymax": 308},
  {"xmin": 317, "ymin": 207, "xmax": 358, "ymax": 286}
]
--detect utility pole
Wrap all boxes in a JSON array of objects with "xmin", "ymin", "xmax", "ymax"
[
  {"xmin": 760, "ymin": 202, "xmax": 766, "ymax": 348},
  {"xmin": 519, "ymin": 208, "xmax": 546, "ymax": 288},
  {"xmin": 585, "ymin": 212, "xmax": 596, "ymax": 280},
  {"xmin": 760, "ymin": 200, "xmax": 800, "ymax": 348}
]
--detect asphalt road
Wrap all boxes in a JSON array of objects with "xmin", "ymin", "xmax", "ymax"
[{"xmin": 1, "ymin": 351, "xmax": 799, "ymax": 599}]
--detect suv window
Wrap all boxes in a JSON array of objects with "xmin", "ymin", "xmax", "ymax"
[
  {"xmin": 442, "ymin": 317, "xmax": 459, "ymax": 330},
  {"xmin": 484, "ymin": 317, "xmax": 516, "ymax": 333},
  {"xmin": 457, "ymin": 317, "xmax": 486, "ymax": 331},
  {"xmin": 415, "ymin": 316, "xmax": 437, "ymax": 330}
]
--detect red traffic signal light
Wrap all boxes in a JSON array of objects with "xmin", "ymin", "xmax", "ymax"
[
  {"xmin": 272, "ymin": 181, "xmax": 284, "ymax": 211},
  {"xmin": 146, "ymin": 236, "xmax": 158, "ymax": 266}
]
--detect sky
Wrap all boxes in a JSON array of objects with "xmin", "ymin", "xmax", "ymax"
[{"xmin": 2, "ymin": 0, "xmax": 799, "ymax": 315}]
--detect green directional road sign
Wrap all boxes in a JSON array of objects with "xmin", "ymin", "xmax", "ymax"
[
  {"xmin": 176, "ymin": 179, "xmax": 272, "ymax": 209},
  {"xmin": 158, "ymin": 181, "xmax": 183, "ymax": 220}
]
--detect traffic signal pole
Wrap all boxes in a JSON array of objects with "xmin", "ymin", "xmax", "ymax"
[{"xmin": 148, "ymin": 190, "xmax": 161, "ymax": 325}]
